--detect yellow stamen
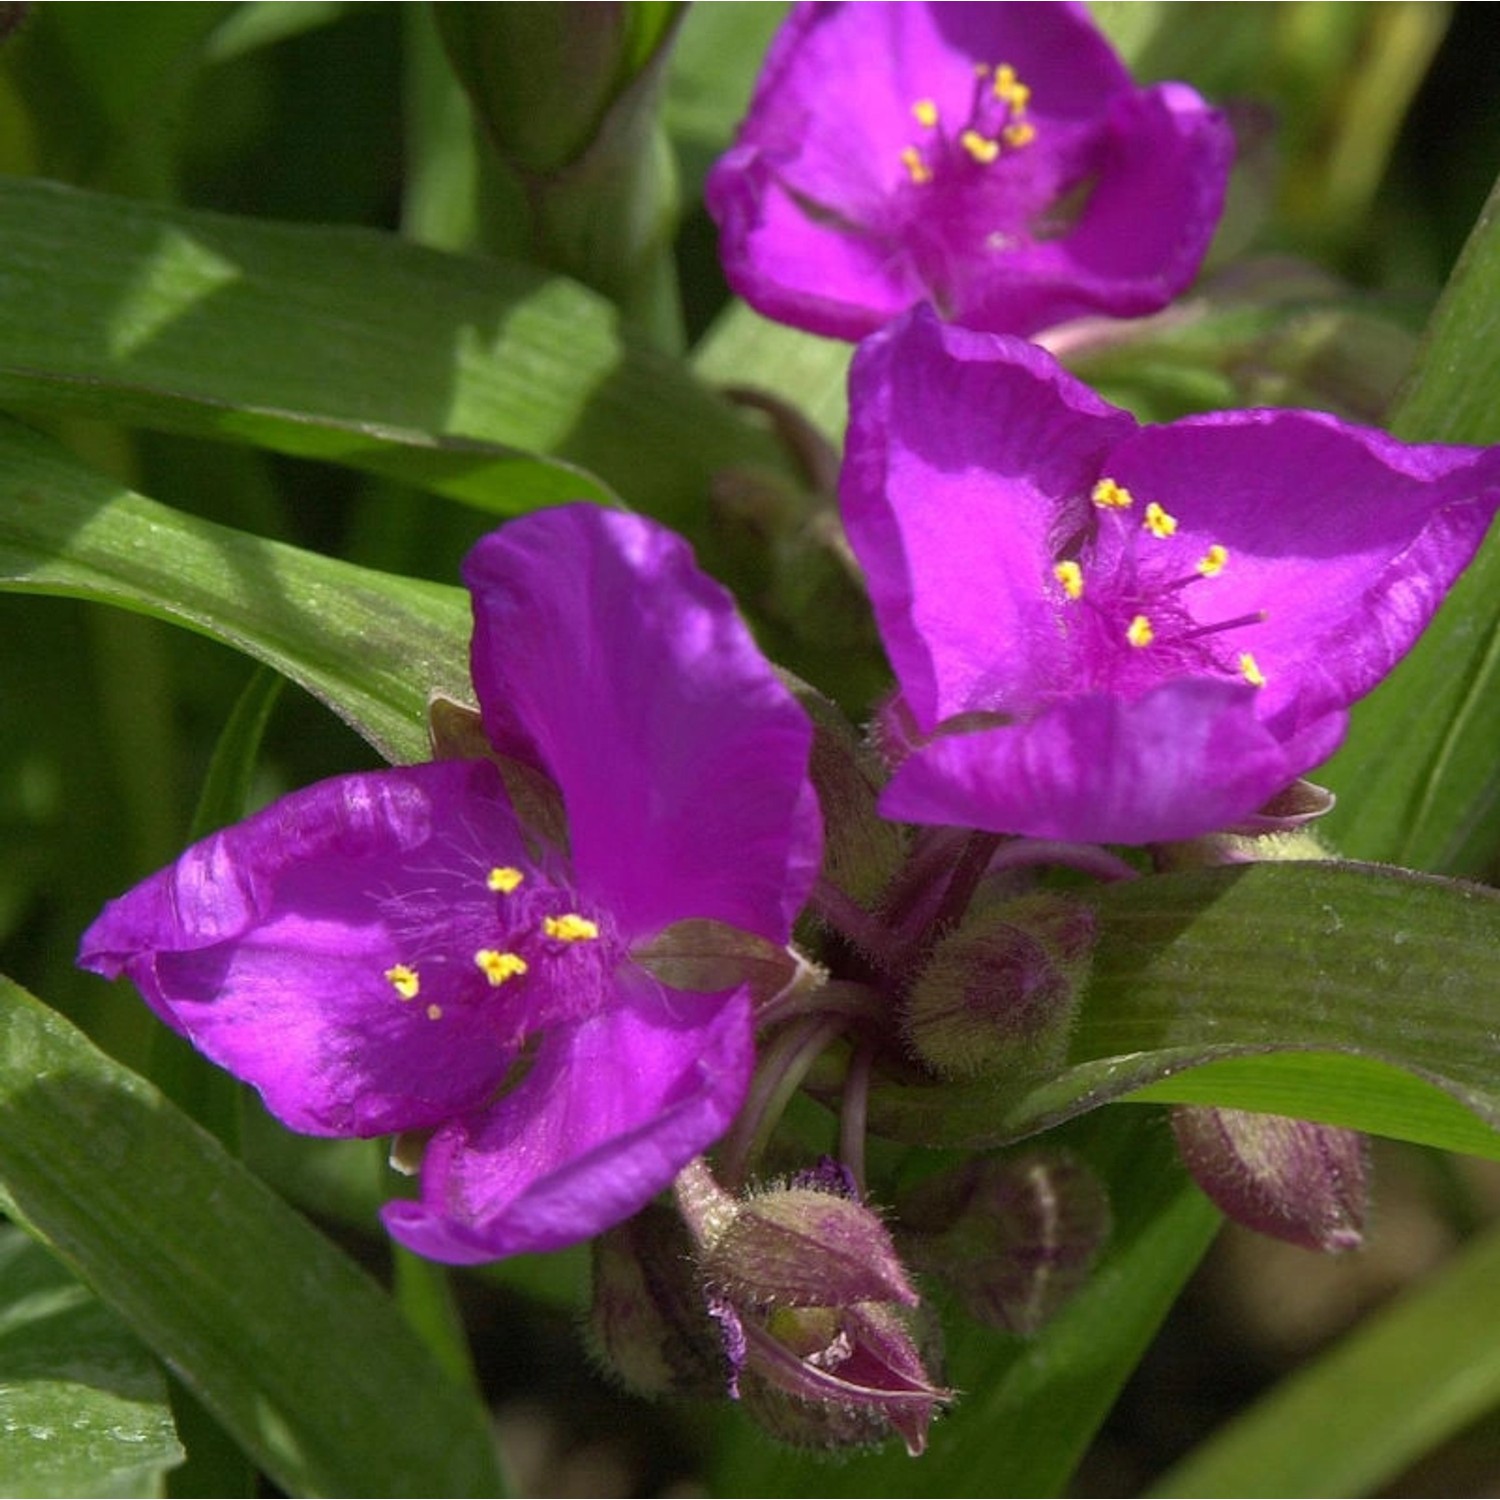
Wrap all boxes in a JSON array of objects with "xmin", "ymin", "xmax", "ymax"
[
  {"xmin": 487, "ymin": 865, "xmax": 524, "ymax": 894},
  {"xmin": 474, "ymin": 948, "xmax": 529, "ymax": 986},
  {"xmin": 1126, "ymin": 615, "xmax": 1155, "ymax": 648},
  {"xmin": 1053, "ymin": 560, "xmax": 1084, "ymax": 600},
  {"xmin": 1143, "ymin": 502, "xmax": 1179, "ymax": 539},
  {"xmin": 1002, "ymin": 121, "xmax": 1036, "ymax": 149},
  {"xmin": 960, "ymin": 129, "xmax": 1000, "ymax": 165},
  {"xmin": 900, "ymin": 146, "xmax": 931, "ymax": 185},
  {"xmin": 1240, "ymin": 652, "xmax": 1267, "ymax": 688},
  {"xmin": 544, "ymin": 913, "xmax": 600, "ymax": 943},
  {"xmin": 425, "ymin": 1003, "xmax": 443, "ymax": 1021},
  {"xmin": 1196, "ymin": 544, "xmax": 1229, "ymax": 578},
  {"xmin": 993, "ymin": 63, "xmax": 1016, "ymax": 93},
  {"xmin": 1091, "ymin": 477, "xmax": 1134, "ymax": 510},
  {"xmin": 911, "ymin": 98, "xmax": 939, "ymax": 128},
  {"xmin": 384, "ymin": 964, "xmax": 420, "ymax": 1001}
]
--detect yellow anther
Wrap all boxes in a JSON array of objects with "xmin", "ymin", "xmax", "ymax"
[
  {"xmin": 1239, "ymin": 652, "xmax": 1267, "ymax": 688},
  {"xmin": 1053, "ymin": 560, "xmax": 1084, "ymax": 600},
  {"xmin": 425, "ymin": 1003, "xmax": 443, "ymax": 1021},
  {"xmin": 912, "ymin": 98, "xmax": 939, "ymax": 128},
  {"xmin": 474, "ymin": 948, "xmax": 529, "ymax": 986},
  {"xmin": 544, "ymin": 913, "xmax": 600, "ymax": 943},
  {"xmin": 1196, "ymin": 544, "xmax": 1229, "ymax": 578},
  {"xmin": 1126, "ymin": 614, "xmax": 1155, "ymax": 648},
  {"xmin": 1091, "ymin": 477, "xmax": 1134, "ymax": 510},
  {"xmin": 960, "ymin": 129, "xmax": 1000, "ymax": 165},
  {"xmin": 1143, "ymin": 502, "xmax": 1179, "ymax": 539},
  {"xmin": 994, "ymin": 65, "xmax": 1031, "ymax": 108},
  {"xmin": 1002, "ymin": 121, "xmax": 1036, "ymax": 149},
  {"xmin": 975, "ymin": 62, "xmax": 992, "ymax": 78},
  {"xmin": 384, "ymin": 964, "xmax": 420, "ymax": 1001},
  {"xmin": 900, "ymin": 146, "xmax": 932, "ymax": 185},
  {"xmin": 487, "ymin": 865, "xmax": 524, "ymax": 894}
]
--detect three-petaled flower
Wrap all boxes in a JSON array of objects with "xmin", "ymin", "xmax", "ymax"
[
  {"xmin": 78, "ymin": 507, "xmax": 821, "ymax": 1264},
  {"xmin": 707, "ymin": 0, "xmax": 1233, "ymax": 341},
  {"xmin": 841, "ymin": 306, "xmax": 1500, "ymax": 845}
]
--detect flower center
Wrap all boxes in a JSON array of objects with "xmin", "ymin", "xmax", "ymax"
[
  {"xmin": 1048, "ymin": 477, "xmax": 1268, "ymax": 694},
  {"xmin": 374, "ymin": 840, "xmax": 615, "ymax": 1041},
  {"xmin": 899, "ymin": 62, "xmax": 1036, "ymax": 189}
]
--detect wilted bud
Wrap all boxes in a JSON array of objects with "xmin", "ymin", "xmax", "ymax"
[
  {"xmin": 588, "ymin": 1204, "xmax": 727, "ymax": 1399},
  {"xmin": 674, "ymin": 1158, "xmax": 949, "ymax": 1455},
  {"xmin": 899, "ymin": 1151, "xmax": 1111, "ymax": 1335},
  {"xmin": 725, "ymin": 1296, "xmax": 946, "ymax": 1456},
  {"xmin": 1158, "ymin": 780, "xmax": 1337, "ymax": 869},
  {"xmin": 903, "ymin": 893, "xmax": 1095, "ymax": 1080},
  {"xmin": 633, "ymin": 919, "xmax": 817, "ymax": 1010},
  {"xmin": 1172, "ymin": 1106, "xmax": 1368, "ymax": 1253}
]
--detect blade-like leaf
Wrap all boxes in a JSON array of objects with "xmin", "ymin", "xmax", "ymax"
[
  {"xmin": 0, "ymin": 175, "xmax": 789, "ymax": 519},
  {"xmin": 0, "ymin": 415, "xmax": 468, "ymax": 765},
  {"xmin": 846, "ymin": 863, "xmax": 1500, "ymax": 1157},
  {"xmin": 1320, "ymin": 171, "xmax": 1500, "ymax": 875},
  {"xmin": 1148, "ymin": 1215, "xmax": 1500, "ymax": 1498},
  {"xmin": 0, "ymin": 976, "xmax": 503, "ymax": 1499},
  {"xmin": 0, "ymin": 1225, "xmax": 182, "ymax": 1500}
]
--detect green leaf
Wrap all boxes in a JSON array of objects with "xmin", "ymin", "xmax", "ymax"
[
  {"xmin": 0, "ymin": 975, "xmax": 504, "ymax": 1499},
  {"xmin": 1148, "ymin": 1215, "xmax": 1500, "ymax": 1498},
  {"xmin": 1320, "ymin": 171, "xmax": 1500, "ymax": 875},
  {"xmin": 0, "ymin": 1224, "xmax": 182, "ymax": 1499},
  {"xmin": 711, "ymin": 1111, "xmax": 1219, "ymax": 1496},
  {"xmin": 0, "ymin": 175, "xmax": 788, "ymax": 520},
  {"xmin": 849, "ymin": 862, "xmax": 1500, "ymax": 1157},
  {"xmin": 0, "ymin": 416, "xmax": 468, "ymax": 765}
]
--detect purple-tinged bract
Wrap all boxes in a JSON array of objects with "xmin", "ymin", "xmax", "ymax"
[
  {"xmin": 707, "ymin": 1, "xmax": 1233, "ymax": 341},
  {"xmin": 79, "ymin": 507, "xmax": 821, "ymax": 1264},
  {"xmin": 841, "ymin": 306, "xmax": 1500, "ymax": 845}
]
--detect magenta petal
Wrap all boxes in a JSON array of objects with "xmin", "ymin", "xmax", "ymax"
[
  {"xmin": 842, "ymin": 307, "xmax": 1135, "ymax": 729},
  {"xmin": 883, "ymin": 681, "xmax": 1298, "ymax": 845},
  {"xmin": 842, "ymin": 310, "xmax": 1500, "ymax": 845},
  {"xmin": 78, "ymin": 762, "xmax": 537, "ymax": 1136},
  {"xmin": 708, "ymin": 0, "xmax": 1230, "ymax": 340},
  {"xmin": 464, "ymin": 506, "xmax": 819, "ymax": 943},
  {"xmin": 382, "ymin": 978, "xmax": 754, "ymax": 1264},
  {"xmin": 965, "ymin": 82, "xmax": 1236, "ymax": 332},
  {"xmin": 1103, "ymin": 410, "xmax": 1500, "ymax": 739}
]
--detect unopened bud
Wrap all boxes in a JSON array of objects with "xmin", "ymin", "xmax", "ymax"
[
  {"xmin": 701, "ymin": 1184, "xmax": 918, "ymax": 1311},
  {"xmin": 1172, "ymin": 1105, "xmax": 1368, "ymax": 1252},
  {"xmin": 588, "ymin": 1204, "xmax": 727, "ymax": 1398},
  {"xmin": 903, "ymin": 894, "xmax": 1094, "ymax": 1080},
  {"xmin": 678, "ymin": 1158, "xmax": 948, "ymax": 1455},
  {"xmin": 899, "ymin": 1151, "xmax": 1111, "ymax": 1335},
  {"xmin": 799, "ymin": 686, "xmax": 907, "ymax": 908}
]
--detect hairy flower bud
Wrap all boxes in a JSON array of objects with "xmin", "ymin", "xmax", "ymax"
[
  {"xmin": 903, "ymin": 893, "xmax": 1095, "ymax": 1080},
  {"xmin": 1172, "ymin": 1106, "xmax": 1368, "ymax": 1252},
  {"xmin": 674, "ymin": 1158, "xmax": 949, "ymax": 1455},
  {"xmin": 701, "ymin": 1184, "xmax": 919, "ymax": 1310},
  {"xmin": 588, "ymin": 1204, "xmax": 728, "ymax": 1399},
  {"xmin": 899, "ymin": 1151, "xmax": 1111, "ymax": 1335}
]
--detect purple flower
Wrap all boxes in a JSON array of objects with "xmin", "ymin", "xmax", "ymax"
[
  {"xmin": 841, "ymin": 306, "xmax": 1500, "ymax": 845},
  {"xmin": 707, "ymin": 1, "xmax": 1233, "ymax": 342},
  {"xmin": 78, "ymin": 507, "xmax": 821, "ymax": 1264}
]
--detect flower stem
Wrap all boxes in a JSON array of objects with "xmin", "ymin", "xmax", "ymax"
[{"xmin": 719, "ymin": 1013, "xmax": 848, "ymax": 1189}]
